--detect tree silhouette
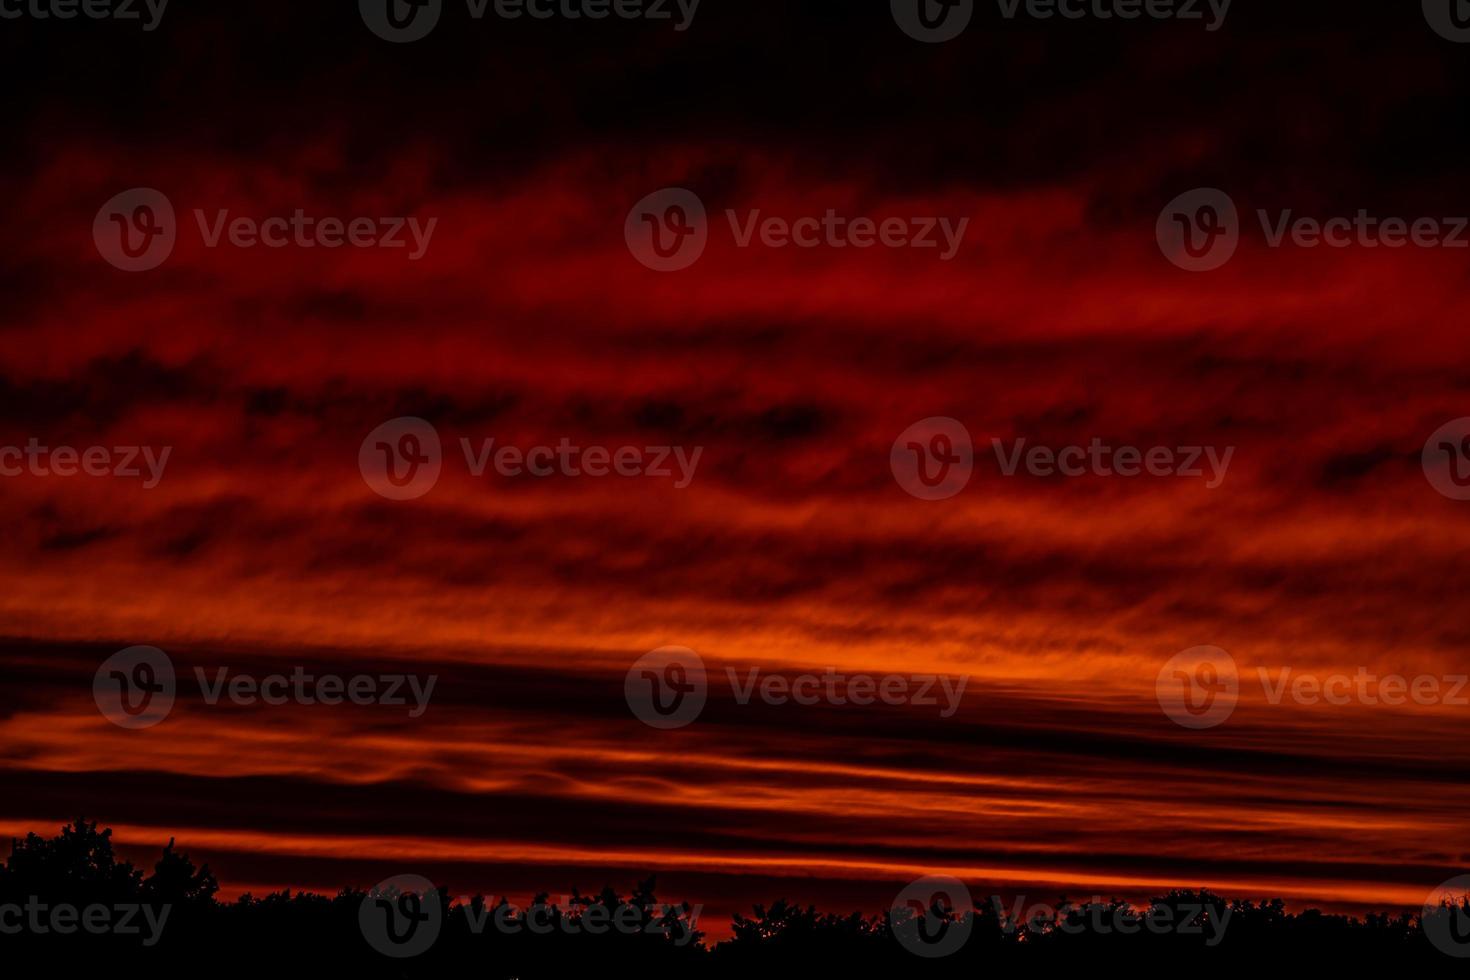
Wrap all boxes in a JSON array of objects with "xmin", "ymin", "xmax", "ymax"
[{"xmin": 0, "ymin": 821, "xmax": 1464, "ymax": 976}]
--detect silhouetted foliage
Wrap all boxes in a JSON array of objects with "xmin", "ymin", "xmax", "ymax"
[{"xmin": 0, "ymin": 821, "xmax": 1463, "ymax": 977}]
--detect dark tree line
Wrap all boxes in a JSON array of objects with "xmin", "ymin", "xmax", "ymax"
[{"xmin": 0, "ymin": 820, "xmax": 1464, "ymax": 977}]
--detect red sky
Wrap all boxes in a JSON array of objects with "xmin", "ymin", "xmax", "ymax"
[{"xmin": 3, "ymin": 0, "xmax": 1470, "ymax": 939}]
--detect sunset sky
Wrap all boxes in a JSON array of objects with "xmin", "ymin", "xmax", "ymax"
[{"xmin": 3, "ymin": 0, "xmax": 1470, "ymax": 938}]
